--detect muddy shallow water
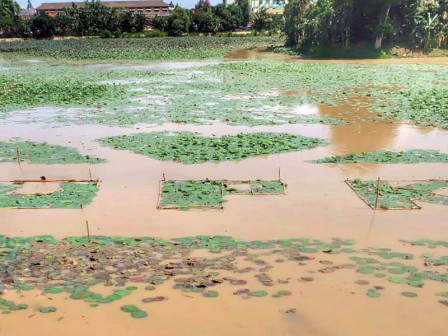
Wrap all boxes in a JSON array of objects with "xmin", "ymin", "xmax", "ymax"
[{"xmin": 1, "ymin": 54, "xmax": 448, "ymax": 336}]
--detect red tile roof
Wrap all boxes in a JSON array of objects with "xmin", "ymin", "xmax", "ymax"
[{"xmin": 37, "ymin": 1, "xmax": 169, "ymax": 10}]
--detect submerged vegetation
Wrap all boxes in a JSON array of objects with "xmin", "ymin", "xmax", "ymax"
[
  {"xmin": 0, "ymin": 141, "xmax": 105, "ymax": 164},
  {"xmin": 313, "ymin": 149, "xmax": 448, "ymax": 164},
  {"xmin": 100, "ymin": 132, "xmax": 326, "ymax": 164},
  {"xmin": 348, "ymin": 179, "xmax": 448, "ymax": 209},
  {"xmin": 0, "ymin": 182, "xmax": 99, "ymax": 208}
]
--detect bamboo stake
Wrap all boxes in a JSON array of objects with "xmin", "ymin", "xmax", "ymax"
[
  {"xmin": 374, "ymin": 177, "xmax": 381, "ymax": 210},
  {"xmin": 16, "ymin": 147, "xmax": 22, "ymax": 166},
  {"xmin": 89, "ymin": 168, "xmax": 92, "ymax": 181},
  {"xmin": 156, "ymin": 180, "xmax": 163, "ymax": 209},
  {"xmin": 278, "ymin": 167, "xmax": 281, "ymax": 181},
  {"xmin": 86, "ymin": 220, "xmax": 91, "ymax": 243}
]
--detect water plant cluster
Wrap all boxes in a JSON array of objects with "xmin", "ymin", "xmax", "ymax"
[
  {"xmin": 348, "ymin": 179, "xmax": 448, "ymax": 209},
  {"xmin": 1, "ymin": 235, "xmax": 448, "ymax": 318},
  {"xmin": 0, "ymin": 182, "xmax": 99, "ymax": 208},
  {"xmin": 313, "ymin": 149, "xmax": 448, "ymax": 164},
  {"xmin": 0, "ymin": 141, "xmax": 105, "ymax": 164},
  {"xmin": 160, "ymin": 180, "xmax": 285, "ymax": 209},
  {"xmin": 0, "ymin": 37, "xmax": 279, "ymax": 61},
  {"xmin": 100, "ymin": 132, "xmax": 326, "ymax": 164},
  {"xmin": 2, "ymin": 57, "xmax": 447, "ymax": 129}
]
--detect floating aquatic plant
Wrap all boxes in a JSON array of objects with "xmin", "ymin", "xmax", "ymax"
[{"xmin": 100, "ymin": 132, "xmax": 326, "ymax": 164}]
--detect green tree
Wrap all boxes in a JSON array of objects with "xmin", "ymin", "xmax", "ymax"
[
  {"xmin": 152, "ymin": 15, "xmax": 169, "ymax": 31},
  {"xmin": 253, "ymin": 8, "xmax": 284, "ymax": 32},
  {"xmin": 0, "ymin": 0, "xmax": 20, "ymax": 32},
  {"xmin": 283, "ymin": 0, "xmax": 310, "ymax": 46},
  {"xmin": 30, "ymin": 11, "xmax": 55, "ymax": 38},
  {"xmin": 191, "ymin": 0, "xmax": 220, "ymax": 33},
  {"xmin": 214, "ymin": 3, "xmax": 244, "ymax": 30},
  {"xmin": 168, "ymin": 5, "xmax": 190, "ymax": 36},
  {"xmin": 235, "ymin": 0, "xmax": 250, "ymax": 26},
  {"xmin": 134, "ymin": 13, "xmax": 147, "ymax": 32}
]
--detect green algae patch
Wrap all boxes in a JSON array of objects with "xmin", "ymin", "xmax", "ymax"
[
  {"xmin": 313, "ymin": 149, "xmax": 448, "ymax": 164},
  {"xmin": 0, "ymin": 141, "xmax": 105, "ymax": 164},
  {"xmin": 0, "ymin": 182, "xmax": 99, "ymax": 209},
  {"xmin": 347, "ymin": 179, "xmax": 448, "ymax": 210},
  {"xmin": 100, "ymin": 132, "xmax": 326, "ymax": 164}
]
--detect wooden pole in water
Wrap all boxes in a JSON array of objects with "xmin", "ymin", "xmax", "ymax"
[
  {"xmin": 16, "ymin": 147, "xmax": 22, "ymax": 166},
  {"xmin": 89, "ymin": 168, "xmax": 92, "ymax": 181},
  {"xmin": 278, "ymin": 167, "xmax": 281, "ymax": 181},
  {"xmin": 163, "ymin": 173, "xmax": 166, "ymax": 181},
  {"xmin": 86, "ymin": 220, "xmax": 91, "ymax": 243},
  {"xmin": 374, "ymin": 177, "xmax": 381, "ymax": 209}
]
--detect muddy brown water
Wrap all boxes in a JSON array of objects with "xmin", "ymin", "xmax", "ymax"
[{"xmin": 1, "ymin": 55, "xmax": 448, "ymax": 336}]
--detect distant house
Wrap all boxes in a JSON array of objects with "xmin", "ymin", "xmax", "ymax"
[
  {"xmin": 225, "ymin": 0, "xmax": 287, "ymax": 12},
  {"xmin": 36, "ymin": 1, "xmax": 171, "ymax": 18},
  {"xmin": 19, "ymin": 7, "xmax": 37, "ymax": 20}
]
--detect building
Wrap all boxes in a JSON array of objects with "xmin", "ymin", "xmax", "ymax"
[
  {"xmin": 225, "ymin": 0, "xmax": 287, "ymax": 12},
  {"xmin": 36, "ymin": 1, "xmax": 170, "ymax": 18},
  {"xmin": 19, "ymin": 7, "xmax": 37, "ymax": 20}
]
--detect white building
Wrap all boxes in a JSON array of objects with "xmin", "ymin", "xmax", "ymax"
[{"xmin": 225, "ymin": 0, "xmax": 287, "ymax": 11}]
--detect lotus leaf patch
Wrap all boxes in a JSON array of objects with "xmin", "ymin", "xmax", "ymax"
[
  {"xmin": 0, "ymin": 181, "xmax": 99, "ymax": 208},
  {"xmin": 347, "ymin": 179, "xmax": 448, "ymax": 210},
  {"xmin": 100, "ymin": 132, "xmax": 326, "ymax": 164}
]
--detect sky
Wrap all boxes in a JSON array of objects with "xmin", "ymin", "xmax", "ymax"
[{"xmin": 18, "ymin": 0, "xmax": 223, "ymax": 10}]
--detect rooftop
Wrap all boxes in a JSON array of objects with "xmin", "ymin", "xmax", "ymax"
[{"xmin": 37, "ymin": 1, "xmax": 170, "ymax": 10}]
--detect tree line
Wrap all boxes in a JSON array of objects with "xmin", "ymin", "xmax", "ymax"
[
  {"xmin": 0, "ymin": 0, "xmax": 284, "ymax": 38},
  {"xmin": 284, "ymin": 0, "xmax": 448, "ymax": 50}
]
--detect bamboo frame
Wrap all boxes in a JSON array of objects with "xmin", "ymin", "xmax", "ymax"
[
  {"xmin": 157, "ymin": 177, "xmax": 286, "ymax": 210},
  {"xmin": 0, "ymin": 178, "xmax": 101, "ymax": 210},
  {"xmin": 345, "ymin": 178, "xmax": 448, "ymax": 211}
]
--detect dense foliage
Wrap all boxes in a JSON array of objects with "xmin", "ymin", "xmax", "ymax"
[
  {"xmin": 283, "ymin": 0, "xmax": 448, "ymax": 51},
  {"xmin": 1, "ymin": 0, "xmax": 260, "ymax": 38},
  {"xmin": 11, "ymin": 0, "xmax": 148, "ymax": 38}
]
